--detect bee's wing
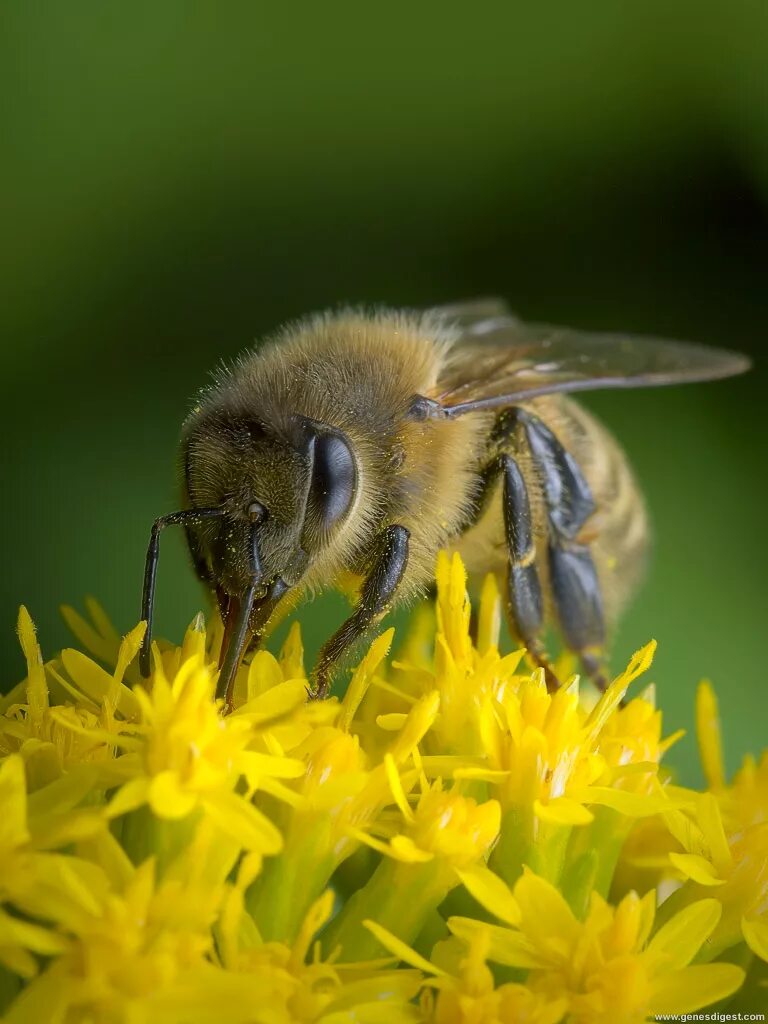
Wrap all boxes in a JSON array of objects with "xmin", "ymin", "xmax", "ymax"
[
  {"xmin": 429, "ymin": 313, "xmax": 751, "ymax": 416},
  {"xmin": 429, "ymin": 297, "xmax": 516, "ymax": 329}
]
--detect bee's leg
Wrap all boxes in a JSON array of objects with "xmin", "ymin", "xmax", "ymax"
[
  {"xmin": 495, "ymin": 453, "xmax": 560, "ymax": 691},
  {"xmin": 311, "ymin": 524, "xmax": 410, "ymax": 699},
  {"xmin": 517, "ymin": 411, "xmax": 608, "ymax": 691},
  {"xmin": 471, "ymin": 437, "xmax": 557, "ymax": 686},
  {"xmin": 548, "ymin": 544, "xmax": 608, "ymax": 691}
]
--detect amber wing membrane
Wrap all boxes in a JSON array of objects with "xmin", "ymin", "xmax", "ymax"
[{"xmin": 429, "ymin": 302, "xmax": 751, "ymax": 417}]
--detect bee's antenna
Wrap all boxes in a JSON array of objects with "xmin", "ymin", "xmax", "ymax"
[{"xmin": 139, "ymin": 507, "xmax": 225, "ymax": 677}]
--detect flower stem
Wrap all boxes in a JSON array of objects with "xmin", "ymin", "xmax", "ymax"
[{"xmin": 321, "ymin": 856, "xmax": 454, "ymax": 962}]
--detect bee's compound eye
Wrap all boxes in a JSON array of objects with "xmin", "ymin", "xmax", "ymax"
[
  {"xmin": 247, "ymin": 501, "xmax": 267, "ymax": 523},
  {"xmin": 307, "ymin": 432, "xmax": 357, "ymax": 534}
]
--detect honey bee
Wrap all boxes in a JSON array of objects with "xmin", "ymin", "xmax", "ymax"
[{"xmin": 139, "ymin": 299, "xmax": 749, "ymax": 707}]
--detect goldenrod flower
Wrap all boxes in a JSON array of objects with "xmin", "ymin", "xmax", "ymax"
[
  {"xmin": 447, "ymin": 867, "xmax": 744, "ymax": 1023},
  {"xmin": 0, "ymin": 754, "xmax": 97, "ymax": 978},
  {"xmin": 364, "ymin": 921, "xmax": 567, "ymax": 1024},
  {"xmin": 0, "ymin": 608, "xmax": 128, "ymax": 791},
  {"xmin": 643, "ymin": 682, "xmax": 768, "ymax": 963},
  {"xmin": 0, "ymin": 555, "xmax": 761, "ymax": 1021},
  {"xmin": 104, "ymin": 656, "xmax": 284, "ymax": 842},
  {"xmin": 697, "ymin": 679, "xmax": 768, "ymax": 833},
  {"xmin": 3, "ymin": 822, "xmax": 238, "ymax": 1024},
  {"xmin": 325, "ymin": 772, "xmax": 500, "ymax": 961},
  {"xmin": 390, "ymin": 555, "xmax": 679, "ymax": 898},
  {"xmin": 219, "ymin": 868, "xmax": 420, "ymax": 1022}
]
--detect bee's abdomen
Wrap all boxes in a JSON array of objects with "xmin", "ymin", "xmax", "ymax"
[{"xmin": 560, "ymin": 398, "xmax": 649, "ymax": 625}]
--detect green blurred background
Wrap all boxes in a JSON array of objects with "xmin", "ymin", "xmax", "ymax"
[{"xmin": 1, "ymin": 2, "xmax": 765, "ymax": 783}]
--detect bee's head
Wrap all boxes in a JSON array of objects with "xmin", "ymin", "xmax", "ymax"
[
  {"xmin": 181, "ymin": 410, "xmax": 359, "ymax": 599},
  {"xmin": 173, "ymin": 409, "xmax": 358, "ymax": 702}
]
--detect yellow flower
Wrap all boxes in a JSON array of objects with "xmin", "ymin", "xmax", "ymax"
[
  {"xmin": 388, "ymin": 556, "xmax": 679, "ymax": 904},
  {"xmin": 596, "ymin": 684, "xmax": 684, "ymax": 794},
  {"xmin": 633, "ymin": 681, "xmax": 768, "ymax": 964},
  {"xmin": 50, "ymin": 611, "xmax": 309, "ymax": 860},
  {"xmin": 363, "ymin": 921, "xmax": 567, "ymax": 1024},
  {"xmin": 324, "ymin": 767, "xmax": 500, "ymax": 962},
  {"xmin": 661, "ymin": 789, "xmax": 768, "ymax": 963},
  {"xmin": 0, "ymin": 554, "xmax": 757, "ymax": 1019},
  {"xmin": 246, "ymin": 633, "xmax": 442, "ymax": 944},
  {"xmin": 448, "ymin": 867, "xmax": 745, "ymax": 1023},
  {"xmin": 0, "ymin": 755, "xmax": 103, "ymax": 977},
  {"xmin": 3, "ymin": 823, "xmax": 239, "ymax": 1024},
  {"xmin": 59, "ymin": 597, "xmax": 125, "ymax": 669},
  {"xmin": 219, "ymin": 865, "xmax": 420, "ymax": 1023},
  {"xmin": 351, "ymin": 770, "xmax": 500, "ymax": 871},
  {"xmin": 102, "ymin": 651, "xmax": 301, "ymax": 854},
  {"xmin": 697, "ymin": 679, "xmax": 768, "ymax": 833},
  {"xmin": 395, "ymin": 559, "xmax": 676, "ymax": 858},
  {"xmin": 0, "ymin": 608, "xmax": 130, "ymax": 791}
]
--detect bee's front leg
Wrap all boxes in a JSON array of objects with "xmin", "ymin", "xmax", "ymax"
[{"xmin": 310, "ymin": 524, "xmax": 410, "ymax": 699}]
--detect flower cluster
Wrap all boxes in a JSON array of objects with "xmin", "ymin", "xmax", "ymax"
[{"xmin": 0, "ymin": 553, "xmax": 763, "ymax": 1022}]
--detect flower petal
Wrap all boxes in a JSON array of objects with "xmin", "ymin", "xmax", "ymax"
[
  {"xmin": 0, "ymin": 908, "xmax": 69, "ymax": 957},
  {"xmin": 238, "ymin": 751, "xmax": 305, "ymax": 782},
  {"xmin": 455, "ymin": 864, "xmax": 520, "ymax": 926},
  {"xmin": 363, "ymin": 919, "xmax": 444, "ymax": 975},
  {"xmin": 696, "ymin": 792, "xmax": 732, "ymax": 872},
  {"xmin": 388, "ymin": 835, "xmax": 434, "ymax": 863},
  {"xmin": 514, "ymin": 868, "xmax": 580, "ymax": 950},
  {"xmin": 647, "ymin": 963, "xmax": 745, "ymax": 1014},
  {"xmin": 669, "ymin": 852, "xmax": 724, "ymax": 886},
  {"xmin": 339, "ymin": 628, "xmax": 394, "ymax": 731},
  {"xmin": 148, "ymin": 771, "xmax": 198, "ymax": 819},
  {"xmin": 585, "ymin": 640, "xmax": 656, "ymax": 737},
  {"xmin": 534, "ymin": 797, "xmax": 593, "ymax": 825},
  {"xmin": 60, "ymin": 648, "xmax": 137, "ymax": 716},
  {"xmin": 696, "ymin": 680, "xmax": 725, "ymax": 790},
  {"xmin": 742, "ymin": 916, "xmax": 768, "ymax": 962},
  {"xmin": 201, "ymin": 790, "xmax": 283, "ymax": 854},
  {"xmin": 237, "ymin": 679, "xmax": 308, "ymax": 724},
  {"xmin": 476, "ymin": 573, "xmax": 502, "ymax": 655},
  {"xmin": 0, "ymin": 755, "xmax": 30, "ymax": 848},
  {"xmin": 60, "ymin": 599, "xmax": 121, "ymax": 663},
  {"xmin": 105, "ymin": 776, "xmax": 150, "ymax": 819},
  {"xmin": 384, "ymin": 753, "xmax": 415, "ymax": 823},
  {"xmin": 582, "ymin": 785, "xmax": 678, "ymax": 817},
  {"xmin": 448, "ymin": 916, "xmax": 546, "ymax": 969},
  {"xmin": 376, "ymin": 713, "xmax": 408, "ymax": 731},
  {"xmin": 647, "ymin": 899, "xmax": 722, "ymax": 968}
]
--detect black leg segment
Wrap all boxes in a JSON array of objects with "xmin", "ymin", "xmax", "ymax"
[
  {"xmin": 516, "ymin": 410, "xmax": 608, "ymax": 688},
  {"xmin": 501, "ymin": 455, "xmax": 545, "ymax": 646},
  {"xmin": 517, "ymin": 412, "xmax": 595, "ymax": 540},
  {"xmin": 548, "ymin": 543, "xmax": 605, "ymax": 653},
  {"xmin": 470, "ymin": 449, "xmax": 552, "ymax": 683},
  {"xmin": 311, "ymin": 524, "xmax": 410, "ymax": 699}
]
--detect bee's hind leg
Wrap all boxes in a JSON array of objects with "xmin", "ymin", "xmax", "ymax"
[
  {"xmin": 517, "ymin": 411, "xmax": 609, "ymax": 694},
  {"xmin": 490, "ymin": 451, "xmax": 561, "ymax": 693},
  {"xmin": 579, "ymin": 648, "xmax": 609, "ymax": 693}
]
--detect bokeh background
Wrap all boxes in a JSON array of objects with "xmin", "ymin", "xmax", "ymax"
[{"xmin": 1, "ymin": 2, "xmax": 766, "ymax": 783}]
